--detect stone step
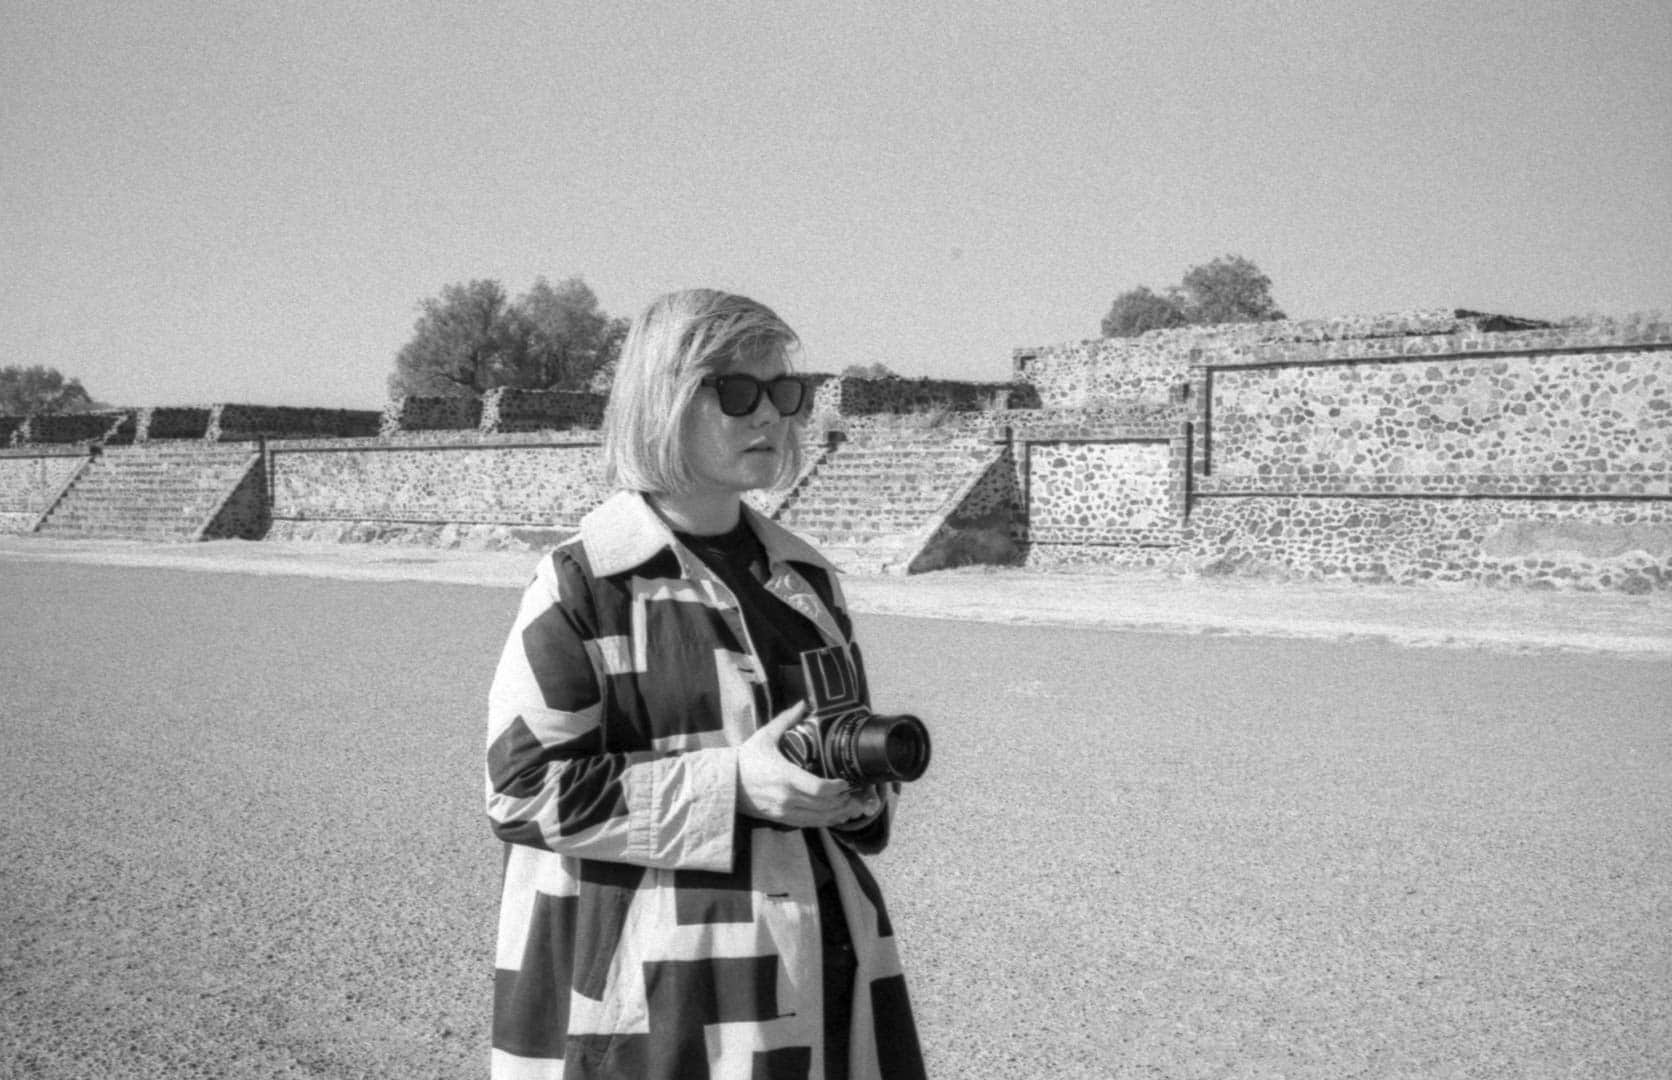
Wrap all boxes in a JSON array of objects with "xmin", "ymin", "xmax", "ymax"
[
  {"xmin": 804, "ymin": 470, "xmax": 970, "ymax": 491},
  {"xmin": 827, "ymin": 441, "xmax": 981, "ymax": 454},
  {"xmin": 782, "ymin": 484, "xmax": 949, "ymax": 505},
  {"xmin": 49, "ymin": 508, "xmax": 209, "ymax": 524},
  {"xmin": 796, "ymin": 465, "xmax": 963, "ymax": 485},
  {"xmin": 62, "ymin": 482, "xmax": 230, "ymax": 498},
  {"xmin": 87, "ymin": 456, "xmax": 250, "ymax": 469},
  {"xmin": 41, "ymin": 510, "xmax": 200, "ymax": 526},
  {"xmin": 89, "ymin": 456, "xmax": 249, "ymax": 466},
  {"xmin": 100, "ymin": 447, "xmax": 252, "ymax": 456},
  {"xmin": 779, "ymin": 509, "xmax": 929, "ymax": 528},
  {"xmin": 778, "ymin": 502, "xmax": 941, "ymax": 525},
  {"xmin": 39, "ymin": 526, "xmax": 197, "ymax": 541},
  {"xmin": 820, "ymin": 452, "xmax": 983, "ymax": 471},
  {"xmin": 84, "ymin": 466, "xmax": 244, "ymax": 477},
  {"xmin": 35, "ymin": 450, "xmax": 255, "ymax": 540},
  {"xmin": 38, "ymin": 515, "xmax": 200, "ymax": 534},
  {"xmin": 56, "ymin": 484, "xmax": 226, "ymax": 501},
  {"xmin": 68, "ymin": 480, "xmax": 240, "ymax": 495},
  {"xmin": 775, "ymin": 517, "xmax": 929, "ymax": 542},
  {"xmin": 785, "ymin": 487, "xmax": 951, "ymax": 509},
  {"xmin": 813, "ymin": 454, "xmax": 982, "ymax": 474}
]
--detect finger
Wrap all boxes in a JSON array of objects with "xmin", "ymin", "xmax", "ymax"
[
  {"xmin": 775, "ymin": 776, "xmax": 852, "ymax": 810},
  {"xmin": 795, "ymin": 773, "xmax": 857, "ymax": 799},
  {"xmin": 758, "ymin": 701, "xmax": 809, "ymax": 737}
]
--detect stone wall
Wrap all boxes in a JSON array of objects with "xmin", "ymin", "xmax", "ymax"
[
  {"xmin": 817, "ymin": 375, "xmax": 1034, "ymax": 416},
  {"xmin": 9, "ymin": 412, "xmax": 132, "ymax": 446},
  {"xmin": 135, "ymin": 407, "xmax": 214, "ymax": 442},
  {"xmin": 1009, "ymin": 311, "xmax": 1671, "ymax": 589},
  {"xmin": 1200, "ymin": 349, "xmax": 1666, "ymax": 496},
  {"xmin": 482, "ymin": 388, "xmax": 607, "ymax": 433},
  {"xmin": 208, "ymin": 404, "xmax": 382, "ymax": 442},
  {"xmin": 263, "ymin": 436, "xmax": 610, "ymax": 549},
  {"xmin": 1010, "ymin": 309, "xmax": 1552, "ymax": 410},
  {"xmin": 1012, "ymin": 338, "xmax": 1187, "ymax": 409},
  {"xmin": 1009, "ymin": 404, "xmax": 1182, "ymax": 442},
  {"xmin": 377, "ymin": 390, "xmax": 608, "ymax": 436},
  {"xmin": 1026, "ymin": 441, "xmax": 1178, "ymax": 546},
  {"xmin": 809, "ymin": 409, "xmax": 1004, "ymax": 445},
  {"xmin": 1184, "ymin": 496, "xmax": 1671, "ymax": 592},
  {"xmin": 2, "ymin": 405, "xmax": 381, "ymax": 446},
  {"xmin": 380, "ymin": 395, "xmax": 482, "ymax": 435},
  {"xmin": 1171, "ymin": 315, "xmax": 1672, "ymax": 589},
  {"xmin": 6, "ymin": 311, "xmax": 1666, "ymax": 589}
]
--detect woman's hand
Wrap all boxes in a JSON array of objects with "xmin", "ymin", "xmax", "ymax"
[
  {"xmin": 738, "ymin": 703, "xmax": 878, "ymax": 828},
  {"xmin": 832, "ymin": 783, "xmax": 887, "ymax": 831}
]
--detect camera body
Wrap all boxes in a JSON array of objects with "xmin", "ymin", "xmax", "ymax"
[{"xmin": 779, "ymin": 644, "xmax": 931, "ymax": 786}]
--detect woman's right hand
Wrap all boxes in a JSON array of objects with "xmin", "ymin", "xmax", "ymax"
[{"xmin": 738, "ymin": 702, "xmax": 873, "ymax": 828}]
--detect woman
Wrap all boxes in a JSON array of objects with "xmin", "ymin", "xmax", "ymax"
[{"xmin": 485, "ymin": 289, "xmax": 926, "ymax": 1079}]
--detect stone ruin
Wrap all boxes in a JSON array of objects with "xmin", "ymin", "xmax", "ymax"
[{"xmin": 1, "ymin": 308, "xmax": 1668, "ymax": 591}]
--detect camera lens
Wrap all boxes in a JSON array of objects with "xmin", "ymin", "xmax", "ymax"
[{"xmin": 852, "ymin": 713, "xmax": 931, "ymax": 783}]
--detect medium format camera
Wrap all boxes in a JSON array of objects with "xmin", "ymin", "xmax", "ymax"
[{"xmin": 779, "ymin": 645, "xmax": 931, "ymax": 786}]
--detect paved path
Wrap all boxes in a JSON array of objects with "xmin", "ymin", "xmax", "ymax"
[{"xmin": 2, "ymin": 542, "xmax": 1669, "ymax": 1077}]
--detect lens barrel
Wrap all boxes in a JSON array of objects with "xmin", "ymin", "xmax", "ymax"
[{"xmin": 840, "ymin": 712, "xmax": 931, "ymax": 784}]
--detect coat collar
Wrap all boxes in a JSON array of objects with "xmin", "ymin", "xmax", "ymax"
[{"xmin": 579, "ymin": 490, "xmax": 836, "ymax": 579}]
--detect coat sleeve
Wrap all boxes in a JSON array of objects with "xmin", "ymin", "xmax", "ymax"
[{"xmin": 485, "ymin": 549, "xmax": 739, "ymax": 873}]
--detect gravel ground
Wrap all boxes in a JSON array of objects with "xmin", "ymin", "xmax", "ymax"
[{"xmin": 2, "ymin": 542, "xmax": 1669, "ymax": 1078}]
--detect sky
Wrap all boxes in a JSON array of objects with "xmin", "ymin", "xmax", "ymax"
[{"xmin": 3, "ymin": 0, "xmax": 1669, "ymax": 410}]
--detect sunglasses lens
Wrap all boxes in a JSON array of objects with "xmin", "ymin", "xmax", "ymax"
[
  {"xmin": 716, "ymin": 377, "xmax": 761, "ymax": 416},
  {"xmin": 768, "ymin": 378, "xmax": 805, "ymax": 416}
]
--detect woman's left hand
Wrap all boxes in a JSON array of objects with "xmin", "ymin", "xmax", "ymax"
[{"xmin": 738, "ymin": 703, "xmax": 875, "ymax": 828}]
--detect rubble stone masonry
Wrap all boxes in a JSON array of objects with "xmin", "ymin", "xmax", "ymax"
[
  {"xmin": 2, "ymin": 314, "xmax": 1666, "ymax": 590},
  {"xmin": 1013, "ymin": 311, "xmax": 1670, "ymax": 589}
]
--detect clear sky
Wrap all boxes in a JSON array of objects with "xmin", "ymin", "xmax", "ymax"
[{"xmin": 4, "ymin": 0, "xmax": 1669, "ymax": 410}]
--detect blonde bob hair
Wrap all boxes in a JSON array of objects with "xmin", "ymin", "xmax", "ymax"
[{"xmin": 602, "ymin": 289, "xmax": 805, "ymax": 495}]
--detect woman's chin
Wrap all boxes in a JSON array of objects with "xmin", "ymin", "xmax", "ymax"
[{"xmin": 738, "ymin": 452, "xmax": 779, "ymax": 480}]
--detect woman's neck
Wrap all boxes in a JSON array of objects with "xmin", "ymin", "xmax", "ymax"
[{"xmin": 647, "ymin": 490, "xmax": 743, "ymax": 537}]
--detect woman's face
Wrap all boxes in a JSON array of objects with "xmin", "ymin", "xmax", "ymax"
[{"xmin": 679, "ymin": 347, "xmax": 796, "ymax": 502}]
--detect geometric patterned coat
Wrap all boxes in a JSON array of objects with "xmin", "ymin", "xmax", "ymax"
[{"xmin": 485, "ymin": 491, "xmax": 926, "ymax": 1079}]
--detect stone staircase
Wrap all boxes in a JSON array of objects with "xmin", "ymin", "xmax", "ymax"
[
  {"xmin": 34, "ymin": 446, "xmax": 261, "ymax": 541},
  {"xmin": 774, "ymin": 432, "xmax": 996, "ymax": 573}
]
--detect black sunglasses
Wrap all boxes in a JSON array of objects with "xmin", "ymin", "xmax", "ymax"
[{"xmin": 699, "ymin": 373, "xmax": 808, "ymax": 418}]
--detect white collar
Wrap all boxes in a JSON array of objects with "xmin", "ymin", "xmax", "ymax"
[{"xmin": 578, "ymin": 490, "xmax": 837, "ymax": 579}]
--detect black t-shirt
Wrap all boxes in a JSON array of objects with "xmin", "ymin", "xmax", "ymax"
[{"xmin": 675, "ymin": 517, "xmax": 826, "ymax": 715}]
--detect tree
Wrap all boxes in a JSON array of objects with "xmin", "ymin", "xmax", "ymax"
[
  {"xmin": 388, "ymin": 280, "xmax": 517, "ymax": 398},
  {"xmin": 0, "ymin": 365, "xmax": 96, "ymax": 415},
  {"xmin": 1100, "ymin": 286, "xmax": 1188, "ymax": 337},
  {"xmin": 513, "ymin": 277, "xmax": 628, "ymax": 392},
  {"xmin": 1101, "ymin": 255, "xmax": 1285, "ymax": 337},
  {"xmin": 1177, "ymin": 255, "xmax": 1286, "ymax": 326},
  {"xmin": 841, "ymin": 362, "xmax": 899, "ymax": 379},
  {"xmin": 387, "ymin": 276, "xmax": 625, "ymax": 399}
]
